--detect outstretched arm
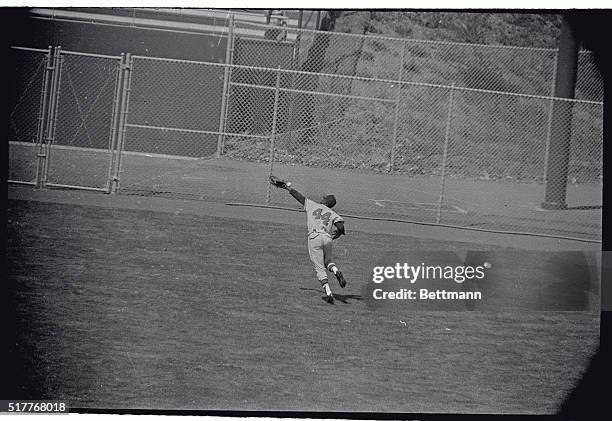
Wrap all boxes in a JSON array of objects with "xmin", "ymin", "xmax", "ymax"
[
  {"xmin": 269, "ymin": 175, "xmax": 305, "ymax": 205},
  {"xmin": 288, "ymin": 187, "xmax": 306, "ymax": 206},
  {"xmin": 332, "ymin": 221, "xmax": 345, "ymax": 240}
]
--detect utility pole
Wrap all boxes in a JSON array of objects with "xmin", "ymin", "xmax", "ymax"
[{"xmin": 541, "ymin": 14, "xmax": 580, "ymax": 209}]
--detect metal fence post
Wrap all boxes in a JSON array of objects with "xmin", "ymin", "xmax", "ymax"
[
  {"xmin": 112, "ymin": 53, "xmax": 133, "ymax": 194},
  {"xmin": 389, "ymin": 40, "xmax": 406, "ymax": 172},
  {"xmin": 437, "ymin": 83, "xmax": 455, "ymax": 224},
  {"xmin": 266, "ymin": 68, "xmax": 282, "ymax": 205},
  {"xmin": 543, "ymin": 50, "xmax": 558, "ymax": 183},
  {"xmin": 222, "ymin": 15, "xmax": 236, "ymax": 149},
  {"xmin": 40, "ymin": 46, "xmax": 57, "ymax": 188},
  {"xmin": 34, "ymin": 46, "xmax": 54, "ymax": 189},
  {"xmin": 286, "ymin": 23, "xmax": 303, "ymax": 146},
  {"xmin": 107, "ymin": 53, "xmax": 125, "ymax": 193},
  {"xmin": 116, "ymin": 53, "xmax": 134, "ymax": 194},
  {"xmin": 41, "ymin": 46, "xmax": 63, "ymax": 188},
  {"xmin": 217, "ymin": 13, "xmax": 234, "ymax": 158},
  {"xmin": 111, "ymin": 53, "xmax": 129, "ymax": 193}
]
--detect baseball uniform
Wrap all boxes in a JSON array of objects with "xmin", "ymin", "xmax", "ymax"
[{"xmin": 304, "ymin": 198, "xmax": 343, "ymax": 281}]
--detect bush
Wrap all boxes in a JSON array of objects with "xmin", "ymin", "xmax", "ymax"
[
  {"xmin": 394, "ymin": 22, "xmax": 413, "ymax": 38},
  {"xmin": 370, "ymin": 40, "xmax": 388, "ymax": 52}
]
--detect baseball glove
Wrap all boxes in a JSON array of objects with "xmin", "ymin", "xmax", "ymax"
[{"xmin": 269, "ymin": 175, "xmax": 291, "ymax": 189}]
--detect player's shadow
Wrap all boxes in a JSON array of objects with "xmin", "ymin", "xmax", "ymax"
[
  {"xmin": 331, "ymin": 293, "xmax": 363, "ymax": 304},
  {"xmin": 299, "ymin": 287, "xmax": 362, "ymax": 304}
]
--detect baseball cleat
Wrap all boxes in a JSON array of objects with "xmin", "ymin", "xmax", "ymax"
[
  {"xmin": 335, "ymin": 270, "xmax": 346, "ymax": 288},
  {"xmin": 324, "ymin": 293, "xmax": 335, "ymax": 304}
]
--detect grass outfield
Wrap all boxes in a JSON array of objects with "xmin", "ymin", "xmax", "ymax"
[{"xmin": 7, "ymin": 199, "xmax": 599, "ymax": 413}]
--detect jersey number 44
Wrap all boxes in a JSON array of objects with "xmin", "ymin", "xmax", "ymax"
[{"xmin": 312, "ymin": 208, "xmax": 332, "ymax": 226}]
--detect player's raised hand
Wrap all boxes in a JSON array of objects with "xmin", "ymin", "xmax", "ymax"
[{"xmin": 269, "ymin": 175, "xmax": 292, "ymax": 190}]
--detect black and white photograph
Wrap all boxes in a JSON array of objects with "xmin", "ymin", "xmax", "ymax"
[{"xmin": 4, "ymin": 2, "xmax": 609, "ymax": 418}]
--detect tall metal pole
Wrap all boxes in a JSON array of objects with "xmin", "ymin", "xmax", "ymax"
[
  {"xmin": 112, "ymin": 53, "xmax": 133, "ymax": 194},
  {"xmin": 266, "ymin": 69, "xmax": 282, "ymax": 205},
  {"xmin": 437, "ymin": 83, "xmax": 455, "ymax": 224},
  {"xmin": 42, "ymin": 46, "xmax": 63, "ymax": 187},
  {"xmin": 295, "ymin": 10, "xmax": 303, "ymax": 65},
  {"xmin": 541, "ymin": 14, "xmax": 580, "ymax": 209},
  {"xmin": 542, "ymin": 50, "xmax": 559, "ymax": 183},
  {"xmin": 221, "ymin": 14, "xmax": 236, "ymax": 152},
  {"xmin": 106, "ymin": 53, "xmax": 125, "ymax": 193},
  {"xmin": 217, "ymin": 13, "xmax": 234, "ymax": 158},
  {"xmin": 35, "ymin": 46, "xmax": 53, "ymax": 189},
  {"xmin": 40, "ymin": 47, "xmax": 57, "ymax": 188},
  {"xmin": 389, "ymin": 40, "xmax": 406, "ymax": 173},
  {"xmin": 286, "ymin": 12, "xmax": 303, "ymax": 146},
  {"xmin": 111, "ymin": 53, "xmax": 128, "ymax": 194}
]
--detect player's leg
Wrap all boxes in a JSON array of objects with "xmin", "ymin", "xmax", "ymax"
[
  {"xmin": 323, "ymin": 237, "xmax": 346, "ymax": 288},
  {"xmin": 308, "ymin": 236, "xmax": 334, "ymax": 303}
]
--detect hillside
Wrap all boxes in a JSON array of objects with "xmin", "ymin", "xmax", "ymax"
[
  {"xmin": 226, "ymin": 11, "xmax": 601, "ymax": 184},
  {"xmin": 332, "ymin": 11, "xmax": 562, "ymax": 48}
]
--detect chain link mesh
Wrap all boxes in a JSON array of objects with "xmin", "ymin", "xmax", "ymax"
[
  {"xmin": 8, "ymin": 19, "xmax": 603, "ymax": 241},
  {"xmin": 45, "ymin": 52, "xmax": 121, "ymax": 190},
  {"xmin": 8, "ymin": 48, "xmax": 49, "ymax": 184},
  {"xmin": 224, "ymin": 23, "xmax": 601, "ymax": 241},
  {"xmin": 576, "ymin": 51, "xmax": 604, "ymax": 102},
  {"xmin": 119, "ymin": 57, "xmax": 228, "ymax": 197},
  {"xmin": 125, "ymin": 57, "xmax": 224, "ymax": 156},
  {"xmin": 568, "ymin": 101, "xmax": 603, "ymax": 185}
]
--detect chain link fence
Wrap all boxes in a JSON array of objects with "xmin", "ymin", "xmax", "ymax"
[
  {"xmin": 8, "ymin": 47, "xmax": 51, "ymax": 185},
  {"xmin": 8, "ymin": 17, "xmax": 603, "ymax": 241},
  {"xmin": 45, "ymin": 51, "xmax": 122, "ymax": 191},
  {"xmin": 8, "ymin": 47, "xmax": 123, "ymax": 192}
]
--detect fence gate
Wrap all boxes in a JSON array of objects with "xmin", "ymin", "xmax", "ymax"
[
  {"xmin": 43, "ymin": 49, "xmax": 125, "ymax": 192},
  {"xmin": 8, "ymin": 46, "xmax": 128, "ymax": 193}
]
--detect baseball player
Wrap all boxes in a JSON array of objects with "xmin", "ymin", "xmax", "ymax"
[{"xmin": 269, "ymin": 176, "xmax": 346, "ymax": 304}]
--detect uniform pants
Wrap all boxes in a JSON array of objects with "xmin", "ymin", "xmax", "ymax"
[{"xmin": 307, "ymin": 234, "xmax": 334, "ymax": 282}]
